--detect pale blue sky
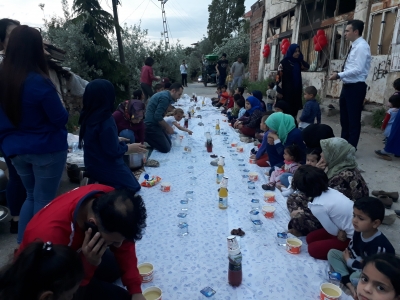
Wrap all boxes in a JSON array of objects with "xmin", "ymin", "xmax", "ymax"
[{"xmin": 2, "ymin": 0, "xmax": 255, "ymax": 46}]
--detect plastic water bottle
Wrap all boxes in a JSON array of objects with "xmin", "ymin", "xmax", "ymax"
[{"xmin": 328, "ymin": 271, "xmax": 341, "ymax": 286}]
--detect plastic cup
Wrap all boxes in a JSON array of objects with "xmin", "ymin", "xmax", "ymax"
[
  {"xmin": 286, "ymin": 238, "xmax": 303, "ymax": 254},
  {"xmin": 138, "ymin": 263, "xmax": 154, "ymax": 283},
  {"xmin": 180, "ymin": 199, "xmax": 189, "ymax": 211},
  {"xmin": 236, "ymin": 146, "xmax": 244, "ymax": 153},
  {"xmin": 190, "ymin": 176, "xmax": 197, "ymax": 186},
  {"xmin": 160, "ymin": 182, "xmax": 171, "ymax": 192},
  {"xmin": 319, "ymin": 283, "xmax": 342, "ymax": 300},
  {"xmin": 143, "ymin": 286, "xmax": 162, "ymax": 300},
  {"xmin": 249, "ymin": 172, "xmax": 258, "ymax": 182},
  {"xmin": 262, "ymin": 205, "xmax": 276, "ymax": 218},
  {"xmin": 185, "ymin": 191, "xmax": 194, "ymax": 201},
  {"xmin": 231, "ymin": 142, "xmax": 238, "ymax": 147},
  {"xmin": 264, "ymin": 192, "xmax": 276, "ymax": 203},
  {"xmin": 249, "ymin": 157, "xmax": 256, "ymax": 164}
]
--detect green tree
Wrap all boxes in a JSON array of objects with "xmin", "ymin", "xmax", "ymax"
[
  {"xmin": 72, "ymin": 0, "xmax": 115, "ymax": 48},
  {"xmin": 207, "ymin": 0, "xmax": 245, "ymax": 46},
  {"xmin": 213, "ymin": 22, "xmax": 250, "ymax": 65}
]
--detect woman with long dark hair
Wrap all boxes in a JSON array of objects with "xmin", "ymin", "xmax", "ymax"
[
  {"xmin": 0, "ymin": 26, "xmax": 68, "ymax": 244},
  {"xmin": 140, "ymin": 57, "xmax": 160, "ymax": 104},
  {"xmin": 277, "ymin": 44, "xmax": 309, "ymax": 121},
  {"xmin": 0, "ymin": 18, "xmax": 26, "ymax": 234},
  {"xmin": 0, "ymin": 241, "xmax": 84, "ymax": 300}
]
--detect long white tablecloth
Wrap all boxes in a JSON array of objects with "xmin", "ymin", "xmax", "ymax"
[{"xmin": 136, "ymin": 98, "xmax": 351, "ymax": 300}]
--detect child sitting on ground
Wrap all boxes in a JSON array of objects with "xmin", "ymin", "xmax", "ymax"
[
  {"xmin": 381, "ymin": 93, "xmax": 400, "ymax": 143},
  {"xmin": 250, "ymin": 112, "xmax": 275, "ymax": 167},
  {"xmin": 235, "ymin": 86, "xmax": 245, "ymax": 97},
  {"xmin": 164, "ymin": 108, "xmax": 193, "ymax": 135},
  {"xmin": 262, "ymin": 144, "xmax": 302, "ymax": 191},
  {"xmin": 298, "ymin": 86, "xmax": 321, "ymax": 130},
  {"xmin": 274, "ymin": 101, "xmax": 290, "ymax": 114},
  {"xmin": 266, "ymin": 82, "xmax": 276, "ymax": 111},
  {"xmin": 228, "ymin": 95, "xmax": 246, "ymax": 124},
  {"xmin": 356, "ymin": 253, "xmax": 400, "ymax": 300},
  {"xmin": 154, "ymin": 83, "xmax": 164, "ymax": 93},
  {"xmin": 328, "ymin": 197, "xmax": 395, "ymax": 298},
  {"xmin": 215, "ymin": 85, "xmax": 229, "ymax": 108},
  {"xmin": 211, "ymin": 86, "xmax": 222, "ymax": 105},
  {"xmin": 306, "ymin": 148, "xmax": 321, "ymax": 167},
  {"xmin": 221, "ymin": 90, "xmax": 234, "ymax": 113}
]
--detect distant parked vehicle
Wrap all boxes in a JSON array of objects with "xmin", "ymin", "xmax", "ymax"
[{"xmin": 201, "ymin": 54, "xmax": 218, "ymax": 87}]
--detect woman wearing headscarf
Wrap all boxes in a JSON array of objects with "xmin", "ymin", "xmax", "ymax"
[
  {"xmin": 79, "ymin": 79, "xmax": 147, "ymax": 192},
  {"xmin": 318, "ymin": 137, "xmax": 369, "ymax": 201},
  {"xmin": 265, "ymin": 112, "xmax": 306, "ymax": 170},
  {"xmin": 251, "ymin": 90, "xmax": 266, "ymax": 111},
  {"xmin": 112, "ymin": 89, "xmax": 145, "ymax": 144},
  {"xmin": 277, "ymin": 44, "xmax": 309, "ymax": 121},
  {"xmin": 234, "ymin": 96, "xmax": 264, "ymax": 138}
]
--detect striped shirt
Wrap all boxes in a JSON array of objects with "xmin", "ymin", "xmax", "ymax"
[{"xmin": 347, "ymin": 230, "xmax": 395, "ymax": 270}]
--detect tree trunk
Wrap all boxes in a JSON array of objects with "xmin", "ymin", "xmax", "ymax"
[
  {"xmin": 112, "ymin": 0, "xmax": 125, "ymax": 64},
  {"xmin": 112, "ymin": 0, "xmax": 130, "ymax": 95}
]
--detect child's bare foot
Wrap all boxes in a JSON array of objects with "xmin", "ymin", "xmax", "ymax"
[{"xmin": 346, "ymin": 283, "xmax": 357, "ymax": 299}]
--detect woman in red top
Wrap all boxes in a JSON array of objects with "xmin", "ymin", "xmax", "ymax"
[{"xmin": 140, "ymin": 57, "xmax": 160, "ymax": 104}]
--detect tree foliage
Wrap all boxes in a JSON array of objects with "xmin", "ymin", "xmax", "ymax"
[
  {"xmin": 207, "ymin": 0, "xmax": 245, "ymax": 46},
  {"xmin": 187, "ymin": 38, "xmax": 214, "ymax": 78},
  {"xmin": 43, "ymin": 0, "xmax": 188, "ymax": 101},
  {"xmin": 213, "ymin": 22, "xmax": 250, "ymax": 65},
  {"xmin": 72, "ymin": 0, "xmax": 115, "ymax": 48}
]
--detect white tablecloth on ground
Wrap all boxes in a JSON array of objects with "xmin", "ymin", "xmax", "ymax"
[{"xmin": 136, "ymin": 98, "xmax": 351, "ymax": 300}]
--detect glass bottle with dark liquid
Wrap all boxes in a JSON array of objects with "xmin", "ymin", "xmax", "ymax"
[{"xmin": 228, "ymin": 253, "xmax": 242, "ymax": 286}]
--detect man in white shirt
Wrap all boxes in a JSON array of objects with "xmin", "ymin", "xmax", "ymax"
[
  {"xmin": 180, "ymin": 60, "xmax": 188, "ymax": 87},
  {"xmin": 329, "ymin": 20, "xmax": 371, "ymax": 149},
  {"xmin": 230, "ymin": 57, "xmax": 245, "ymax": 89}
]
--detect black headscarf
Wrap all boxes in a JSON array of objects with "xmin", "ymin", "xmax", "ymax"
[
  {"xmin": 79, "ymin": 79, "xmax": 115, "ymax": 148},
  {"xmin": 302, "ymin": 124, "xmax": 335, "ymax": 150}
]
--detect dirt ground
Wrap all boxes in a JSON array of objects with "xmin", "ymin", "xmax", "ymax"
[{"xmin": 0, "ymin": 82, "xmax": 398, "ymax": 268}]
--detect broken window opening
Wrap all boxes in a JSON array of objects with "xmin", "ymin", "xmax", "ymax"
[{"xmin": 368, "ymin": 8, "xmax": 398, "ymax": 55}]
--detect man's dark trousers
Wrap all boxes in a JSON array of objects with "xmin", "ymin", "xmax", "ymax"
[
  {"xmin": 181, "ymin": 73, "xmax": 187, "ymax": 86},
  {"xmin": 339, "ymin": 82, "xmax": 367, "ymax": 149}
]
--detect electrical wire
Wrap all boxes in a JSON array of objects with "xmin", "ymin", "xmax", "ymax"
[
  {"xmin": 140, "ymin": 0, "xmax": 151, "ymax": 21},
  {"xmin": 167, "ymin": 1, "xmax": 205, "ymax": 37},
  {"xmin": 122, "ymin": 0, "xmax": 147, "ymax": 23},
  {"xmin": 165, "ymin": 3, "xmax": 205, "ymax": 42}
]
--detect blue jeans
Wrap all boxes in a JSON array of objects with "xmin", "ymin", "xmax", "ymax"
[
  {"xmin": 267, "ymin": 103, "xmax": 273, "ymax": 111},
  {"xmin": 120, "ymin": 129, "xmax": 135, "ymax": 166},
  {"xmin": 280, "ymin": 173, "xmax": 292, "ymax": 188},
  {"xmin": 232, "ymin": 76, "xmax": 243, "ymax": 90},
  {"xmin": 11, "ymin": 150, "xmax": 67, "ymax": 243},
  {"xmin": 119, "ymin": 129, "xmax": 135, "ymax": 143}
]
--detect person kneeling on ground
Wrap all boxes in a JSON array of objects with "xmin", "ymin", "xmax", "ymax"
[
  {"xmin": 144, "ymin": 83, "xmax": 183, "ymax": 153},
  {"xmin": 17, "ymin": 185, "xmax": 147, "ymax": 300},
  {"xmin": 234, "ymin": 96, "xmax": 264, "ymax": 139},
  {"xmin": 79, "ymin": 80, "xmax": 146, "ymax": 192},
  {"xmin": 328, "ymin": 197, "xmax": 395, "ymax": 299},
  {"xmin": 0, "ymin": 241, "xmax": 84, "ymax": 300}
]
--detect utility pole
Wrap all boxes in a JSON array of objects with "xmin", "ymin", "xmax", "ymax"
[
  {"xmin": 112, "ymin": 0, "xmax": 130, "ymax": 95},
  {"xmin": 112, "ymin": 0, "xmax": 126, "ymax": 64},
  {"xmin": 158, "ymin": 0, "xmax": 170, "ymax": 50}
]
